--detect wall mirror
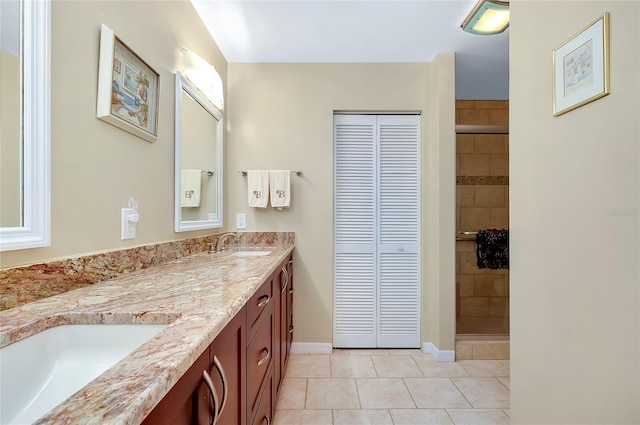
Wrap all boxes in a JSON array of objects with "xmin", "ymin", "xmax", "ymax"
[
  {"xmin": 174, "ymin": 72, "xmax": 223, "ymax": 232},
  {"xmin": 0, "ymin": 0, "xmax": 51, "ymax": 251}
]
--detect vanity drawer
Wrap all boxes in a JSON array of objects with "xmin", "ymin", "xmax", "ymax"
[
  {"xmin": 251, "ymin": 366, "xmax": 274, "ymax": 425},
  {"xmin": 247, "ymin": 307, "xmax": 274, "ymax": 420},
  {"xmin": 247, "ymin": 276, "xmax": 274, "ymax": 340}
]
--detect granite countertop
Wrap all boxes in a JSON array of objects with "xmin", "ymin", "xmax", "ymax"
[{"xmin": 0, "ymin": 244, "xmax": 294, "ymax": 425}]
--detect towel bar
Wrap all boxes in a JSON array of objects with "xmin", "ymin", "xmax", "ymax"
[
  {"xmin": 202, "ymin": 170, "xmax": 214, "ymax": 176},
  {"xmin": 240, "ymin": 170, "xmax": 302, "ymax": 177}
]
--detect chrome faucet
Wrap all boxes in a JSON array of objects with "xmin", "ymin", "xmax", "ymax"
[{"xmin": 215, "ymin": 232, "xmax": 237, "ymax": 252}]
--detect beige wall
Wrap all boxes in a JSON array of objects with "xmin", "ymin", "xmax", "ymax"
[
  {"xmin": 1, "ymin": 1, "xmax": 228, "ymax": 268},
  {"xmin": 227, "ymin": 55, "xmax": 457, "ymax": 349},
  {"xmin": 510, "ymin": 1, "xmax": 639, "ymax": 423}
]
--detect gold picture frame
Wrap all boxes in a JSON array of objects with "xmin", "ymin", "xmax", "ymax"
[
  {"xmin": 96, "ymin": 24, "xmax": 160, "ymax": 142},
  {"xmin": 552, "ymin": 12, "xmax": 610, "ymax": 117}
]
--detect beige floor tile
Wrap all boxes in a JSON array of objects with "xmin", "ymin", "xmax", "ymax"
[
  {"xmin": 389, "ymin": 409, "xmax": 454, "ymax": 425},
  {"xmin": 403, "ymin": 378, "xmax": 471, "ymax": 409},
  {"xmin": 500, "ymin": 359, "xmax": 510, "ymax": 369},
  {"xmin": 450, "ymin": 378, "xmax": 510, "ymax": 408},
  {"xmin": 446, "ymin": 408, "xmax": 510, "ymax": 425},
  {"xmin": 273, "ymin": 409, "xmax": 333, "ymax": 425},
  {"xmin": 412, "ymin": 355, "xmax": 470, "ymax": 378},
  {"xmin": 497, "ymin": 376, "xmax": 509, "ymax": 389},
  {"xmin": 457, "ymin": 360, "xmax": 509, "ymax": 377},
  {"xmin": 332, "ymin": 349, "xmax": 351, "ymax": 356},
  {"xmin": 276, "ymin": 378, "xmax": 307, "ymax": 409},
  {"xmin": 306, "ymin": 378, "xmax": 360, "ymax": 409},
  {"xmin": 372, "ymin": 355, "xmax": 423, "ymax": 377},
  {"xmin": 350, "ymin": 349, "xmax": 390, "ymax": 355},
  {"xmin": 331, "ymin": 355, "xmax": 378, "ymax": 377},
  {"xmin": 356, "ymin": 378, "xmax": 416, "ymax": 408},
  {"xmin": 333, "ymin": 409, "xmax": 393, "ymax": 425},
  {"xmin": 387, "ymin": 348, "xmax": 423, "ymax": 355},
  {"xmin": 286, "ymin": 355, "xmax": 331, "ymax": 378}
]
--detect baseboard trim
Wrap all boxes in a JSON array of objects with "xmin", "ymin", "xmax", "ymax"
[
  {"xmin": 290, "ymin": 342, "xmax": 333, "ymax": 354},
  {"xmin": 422, "ymin": 342, "xmax": 455, "ymax": 362}
]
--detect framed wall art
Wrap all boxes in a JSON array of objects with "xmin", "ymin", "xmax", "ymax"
[
  {"xmin": 552, "ymin": 12, "xmax": 610, "ymax": 116},
  {"xmin": 96, "ymin": 24, "xmax": 160, "ymax": 142}
]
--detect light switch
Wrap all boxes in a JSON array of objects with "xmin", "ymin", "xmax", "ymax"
[{"xmin": 236, "ymin": 213, "xmax": 246, "ymax": 229}]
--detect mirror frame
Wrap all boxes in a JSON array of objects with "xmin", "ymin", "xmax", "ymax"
[
  {"xmin": 174, "ymin": 72, "xmax": 223, "ymax": 232},
  {"xmin": 0, "ymin": 0, "xmax": 51, "ymax": 251}
]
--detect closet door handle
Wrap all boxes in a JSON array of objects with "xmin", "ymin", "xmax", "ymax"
[
  {"xmin": 289, "ymin": 325, "xmax": 294, "ymax": 334},
  {"xmin": 262, "ymin": 416, "xmax": 271, "ymax": 425},
  {"xmin": 202, "ymin": 370, "xmax": 219, "ymax": 425},
  {"xmin": 257, "ymin": 295, "xmax": 270, "ymax": 308},
  {"xmin": 257, "ymin": 348, "xmax": 270, "ymax": 366},
  {"xmin": 212, "ymin": 356, "xmax": 228, "ymax": 424}
]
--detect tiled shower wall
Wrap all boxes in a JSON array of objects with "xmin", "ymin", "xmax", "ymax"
[{"xmin": 455, "ymin": 100, "xmax": 509, "ymax": 335}]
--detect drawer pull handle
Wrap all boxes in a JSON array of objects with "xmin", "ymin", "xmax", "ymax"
[
  {"xmin": 262, "ymin": 415, "xmax": 271, "ymax": 425},
  {"xmin": 202, "ymin": 369, "xmax": 219, "ymax": 425},
  {"xmin": 212, "ymin": 356, "xmax": 228, "ymax": 422},
  {"xmin": 257, "ymin": 295, "xmax": 270, "ymax": 308},
  {"xmin": 257, "ymin": 348, "xmax": 270, "ymax": 366},
  {"xmin": 289, "ymin": 325, "xmax": 294, "ymax": 334}
]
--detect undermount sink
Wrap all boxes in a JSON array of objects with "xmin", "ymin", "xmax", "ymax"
[
  {"xmin": 0, "ymin": 323, "xmax": 167, "ymax": 424},
  {"xmin": 231, "ymin": 250, "xmax": 272, "ymax": 257}
]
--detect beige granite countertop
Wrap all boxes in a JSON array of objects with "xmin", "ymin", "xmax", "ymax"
[{"xmin": 0, "ymin": 244, "xmax": 294, "ymax": 425}]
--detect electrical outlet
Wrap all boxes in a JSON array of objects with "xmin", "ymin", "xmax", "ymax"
[
  {"xmin": 236, "ymin": 213, "xmax": 246, "ymax": 229},
  {"xmin": 121, "ymin": 208, "xmax": 137, "ymax": 240}
]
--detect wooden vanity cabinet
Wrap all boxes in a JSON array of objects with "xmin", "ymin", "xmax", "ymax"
[
  {"xmin": 209, "ymin": 308, "xmax": 247, "ymax": 425},
  {"xmin": 247, "ymin": 276, "xmax": 275, "ymax": 424},
  {"xmin": 275, "ymin": 256, "xmax": 293, "ymax": 398},
  {"xmin": 143, "ymin": 255, "xmax": 293, "ymax": 425},
  {"xmin": 141, "ymin": 347, "xmax": 209, "ymax": 425}
]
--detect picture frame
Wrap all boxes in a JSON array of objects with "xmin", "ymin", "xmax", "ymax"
[
  {"xmin": 552, "ymin": 12, "xmax": 610, "ymax": 116},
  {"xmin": 97, "ymin": 24, "xmax": 160, "ymax": 142}
]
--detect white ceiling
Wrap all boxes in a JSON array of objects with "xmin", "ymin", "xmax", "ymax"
[{"xmin": 191, "ymin": 0, "xmax": 510, "ymax": 99}]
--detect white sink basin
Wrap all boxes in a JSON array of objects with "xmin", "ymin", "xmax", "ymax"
[
  {"xmin": 231, "ymin": 250, "xmax": 272, "ymax": 256},
  {"xmin": 0, "ymin": 324, "xmax": 167, "ymax": 424}
]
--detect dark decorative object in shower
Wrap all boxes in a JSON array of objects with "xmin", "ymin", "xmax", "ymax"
[{"xmin": 476, "ymin": 229, "xmax": 509, "ymax": 269}]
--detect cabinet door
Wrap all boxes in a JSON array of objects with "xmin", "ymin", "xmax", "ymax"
[
  {"xmin": 142, "ymin": 347, "xmax": 210, "ymax": 425},
  {"xmin": 209, "ymin": 306, "xmax": 246, "ymax": 425},
  {"xmin": 275, "ymin": 262, "xmax": 287, "ymax": 396},
  {"xmin": 286, "ymin": 258, "xmax": 294, "ymax": 364}
]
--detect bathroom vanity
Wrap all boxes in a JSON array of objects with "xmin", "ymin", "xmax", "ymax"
[{"xmin": 0, "ymin": 244, "xmax": 294, "ymax": 425}]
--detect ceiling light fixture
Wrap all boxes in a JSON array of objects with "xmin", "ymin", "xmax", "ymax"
[{"xmin": 461, "ymin": 0, "xmax": 510, "ymax": 35}]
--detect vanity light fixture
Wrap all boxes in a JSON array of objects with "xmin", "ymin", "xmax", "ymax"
[
  {"xmin": 180, "ymin": 47, "xmax": 224, "ymax": 111},
  {"xmin": 461, "ymin": 0, "xmax": 509, "ymax": 35}
]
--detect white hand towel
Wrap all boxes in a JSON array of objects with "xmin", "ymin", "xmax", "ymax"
[
  {"xmin": 247, "ymin": 170, "xmax": 269, "ymax": 208},
  {"xmin": 269, "ymin": 170, "xmax": 291, "ymax": 210},
  {"xmin": 181, "ymin": 169, "xmax": 201, "ymax": 207}
]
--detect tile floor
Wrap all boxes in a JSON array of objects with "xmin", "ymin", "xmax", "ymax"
[{"xmin": 274, "ymin": 349, "xmax": 510, "ymax": 425}]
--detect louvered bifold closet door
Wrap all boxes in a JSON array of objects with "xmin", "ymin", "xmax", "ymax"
[
  {"xmin": 376, "ymin": 115, "xmax": 420, "ymax": 348},
  {"xmin": 333, "ymin": 115, "xmax": 377, "ymax": 348}
]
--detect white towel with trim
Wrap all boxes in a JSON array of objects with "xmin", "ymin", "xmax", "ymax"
[
  {"xmin": 269, "ymin": 170, "xmax": 291, "ymax": 210},
  {"xmin": 181, "ymin": 169, "xmax": 201, "ymax": 207},
  {"xmin": 247, "ymin": 170, "xmax": 269, "ymax": 208}
]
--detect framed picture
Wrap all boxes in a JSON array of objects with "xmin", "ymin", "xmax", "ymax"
[
  {"xmin": 97, "ymin": 24, "xmax": 159, "ymax": 142},
  {"xmin": 552, "ymin": 12, "xmax": 610, "ymax": 116}
]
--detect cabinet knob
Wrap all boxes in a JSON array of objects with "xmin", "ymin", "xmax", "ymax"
[{"xmin": 397, "ymin": 245, "xmax": 404, "ymax": 252}]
